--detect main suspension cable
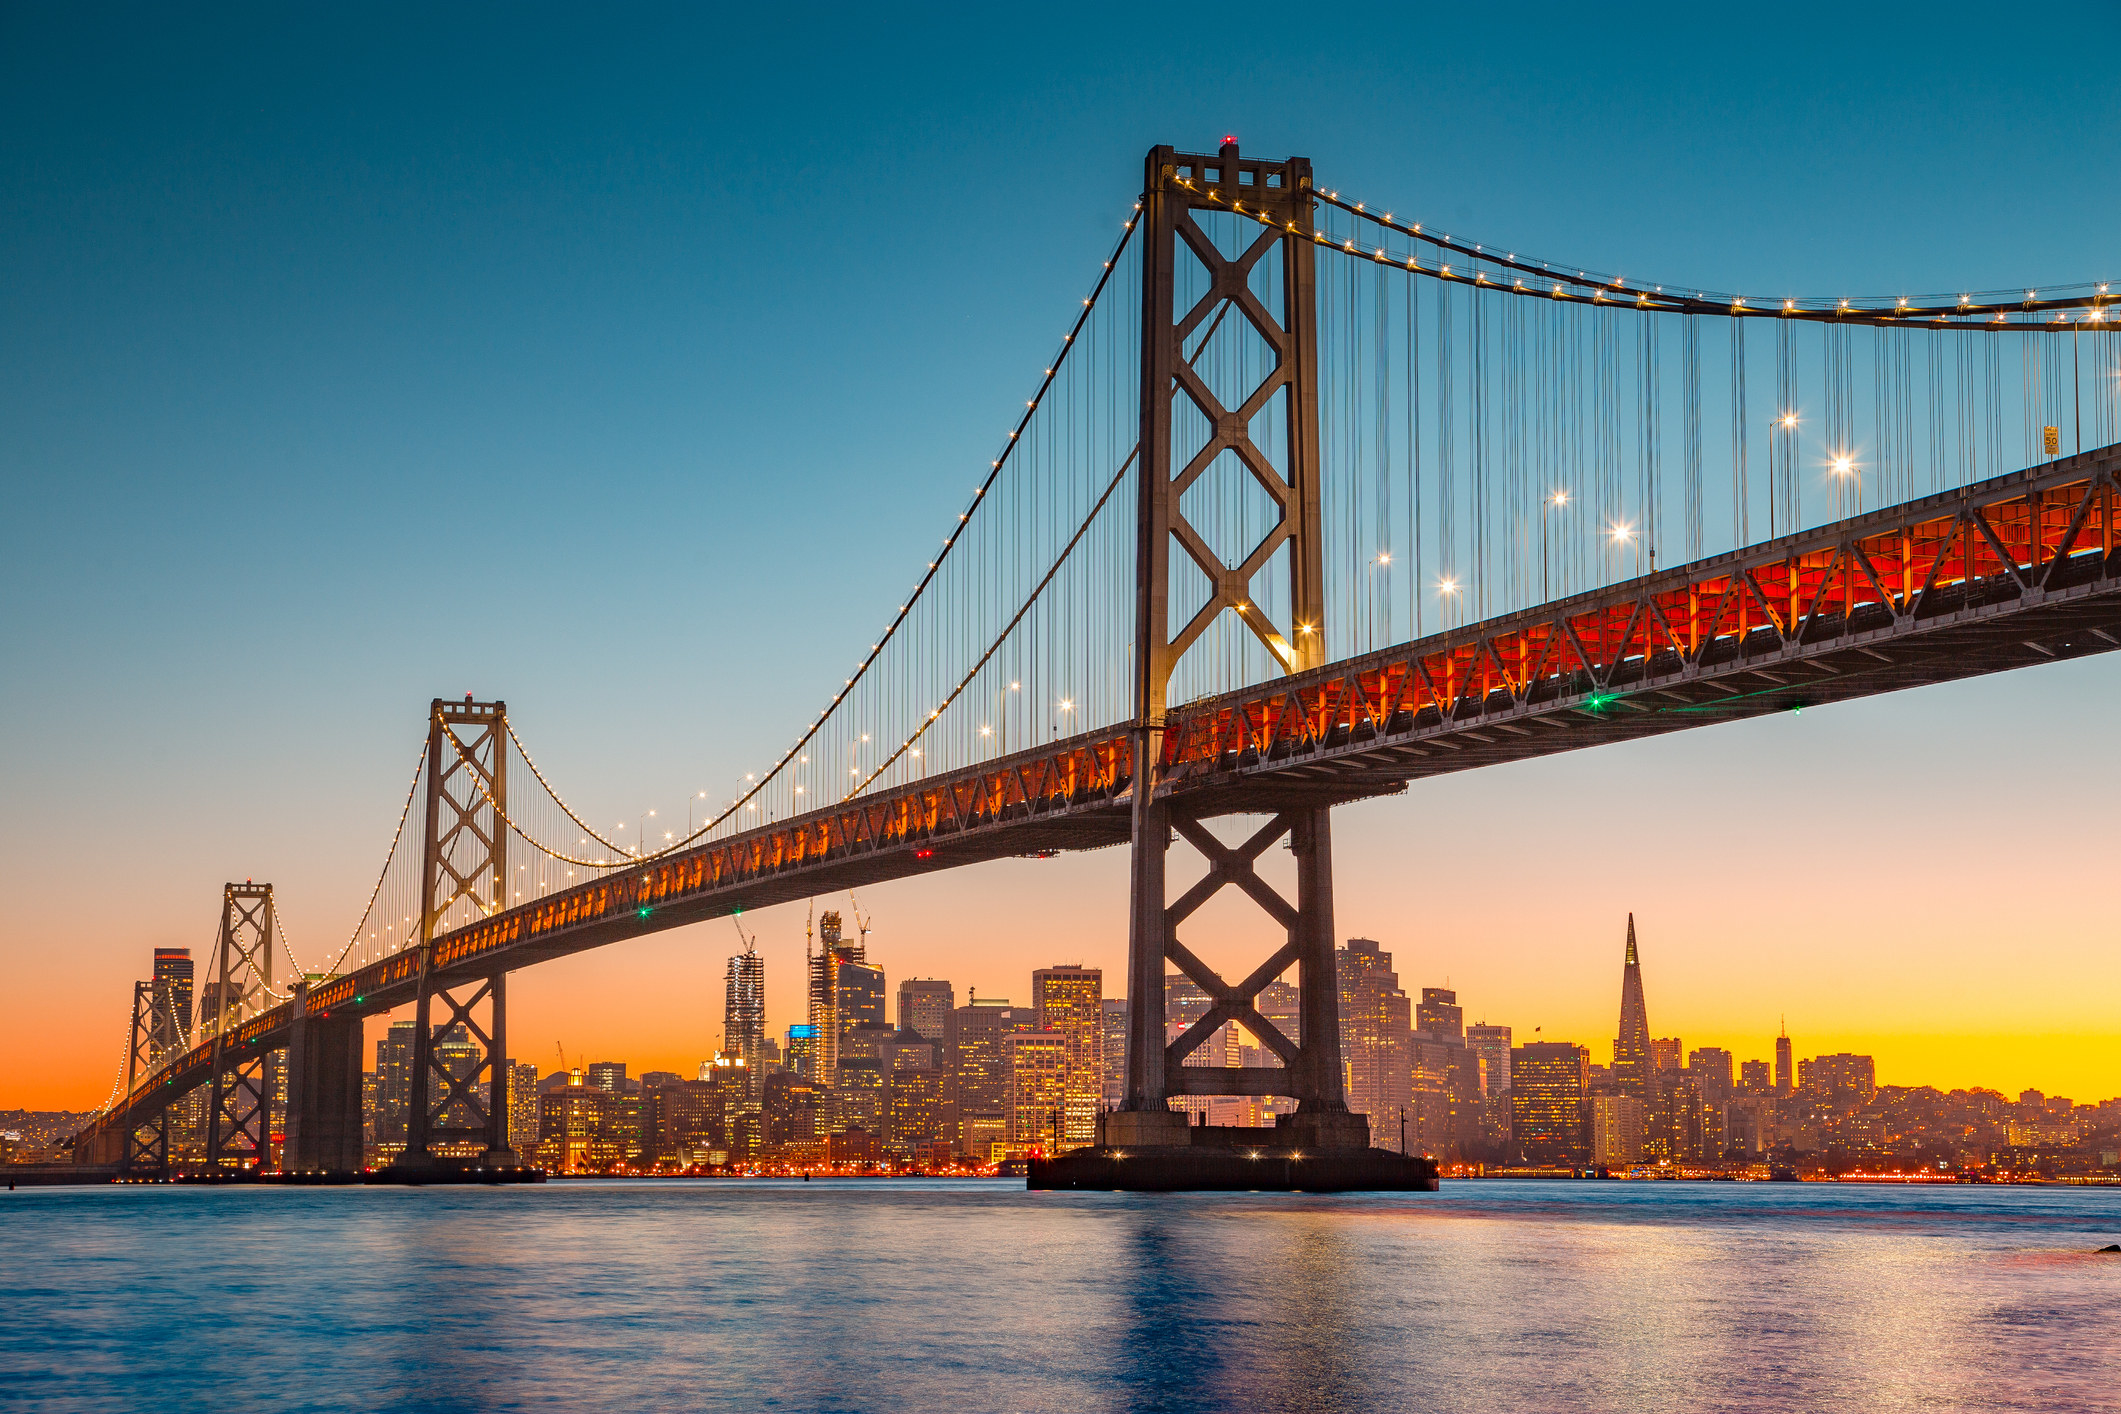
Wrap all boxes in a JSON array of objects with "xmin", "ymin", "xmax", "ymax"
[{"xmin": 1210, "ymin": 180, "xmax": 2116, "ymax": 327}]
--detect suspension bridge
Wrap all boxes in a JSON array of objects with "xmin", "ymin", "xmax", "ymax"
[{"xmin": 73, "ymin": 141, "xmax": 2121, "ymax": 1183}]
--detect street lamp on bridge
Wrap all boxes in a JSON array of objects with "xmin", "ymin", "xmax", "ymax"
[{"xmin": 1541, "ymin": 490, "xmax": 1570, "ymax": 601}]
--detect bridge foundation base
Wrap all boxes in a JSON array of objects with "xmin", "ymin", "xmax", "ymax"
[
  {"xmin": 367, "ymin": 1163, "xmax": 546, "ymax": 1186},
  {"xmin": 1031, "ymin": 1121, "xmax": 1438, "ymax": 1192}
]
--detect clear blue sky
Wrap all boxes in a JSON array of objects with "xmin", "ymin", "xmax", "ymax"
[{"xmin": 5, "ymin": 2, "xmax": 2117, "ymax": 1105}]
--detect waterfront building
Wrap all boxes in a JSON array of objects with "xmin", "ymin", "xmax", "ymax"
[
  {"xmin": 1033, "ymin": 965, "xmax": 1103, "ymax": 1147},
  {"xmin": 725, "ymin": 945, "xmax": 766, "ymax": 1087},
  {"xmin": 536, "ymin": 1072, "xmax": 632, "ymax": 1172},
  {"xmin": 1591, "ymin": 1093, "xmax": 1646, "ymax": 1166},
  {"xmin": 960, "ymin": 1109, "xmax": 1007, "ymax": 1162},
  {"xmin": 1512, "ymin": 1042, "xmax": 1590, "ymax": 1166},
  {"xmin": 645, "ymin": 1076, "xmax": 717, "ymax": 1167},
  {"xmin": 1337, "ymin": 938, "xmax": 1413, "ymax": 1152},
  {"xmin": 897, "ymin": 979, "xmax": 954, "ymax": 1042},
  {"xmin": 1005, "ymin": 1030, "xmax": 1071, "ymax": 1153}
]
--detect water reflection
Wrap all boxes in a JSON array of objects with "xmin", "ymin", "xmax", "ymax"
[{"xmin": 2, "ymin": 1181, "xmax": 2116, "ymax": 1413}]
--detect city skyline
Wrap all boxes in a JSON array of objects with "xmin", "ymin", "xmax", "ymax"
[
  {"xmin": 6, "ymin": 7, "xmax": 2118, "ymax": 1116},
  {"xmin": 80, "ymin": 908, "xmax": 2084, "ymax": 1177},
  {"xmin": 29, "ymin": 881, "xmax": 2117, "ymax": 1116}
]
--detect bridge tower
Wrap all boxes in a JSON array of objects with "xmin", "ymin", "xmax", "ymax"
[
  {"xmin": 1110, "ymin": 141, "xmax": 1365, "ymax": 1153},
  {"xmin": 119, "ymin": 980, "xmax": 168, "ymax": 1173},
  {"xmin": 398, "ymin": 697, "xmax": 517, "ymax": 1169},
  {"xmin": 203, "ymin": 882, "xmax": 276, "ymax": 1169}
]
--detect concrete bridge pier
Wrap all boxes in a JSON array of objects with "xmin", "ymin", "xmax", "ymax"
[{"xmin": 282, "ymin": 983, "xmax": 366, "ymax": 1174}]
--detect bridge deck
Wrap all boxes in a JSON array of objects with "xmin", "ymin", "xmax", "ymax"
[{"xmin": 92, "ymin": 444, "xmax": 2121, "ymax": 1142}]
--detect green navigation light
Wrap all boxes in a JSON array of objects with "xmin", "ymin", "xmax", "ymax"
[
  {"xmin": 1584, "ymin": 692, "xmax": 1617, "ymax": 711},
  {"xmin": 355, "ymin": 995, "xmax": 364, "ymax": 1004},
  {"xmin": 638, "ymin": 906, "xmax": 652, "ymax": 920}
]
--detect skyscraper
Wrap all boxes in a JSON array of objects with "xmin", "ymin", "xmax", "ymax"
[
  {"xmin": 1466, "ymin": 1024, "xmax": 1513, "ymax": 1094},
  {"xmin": 1005, "ymin": 1031, "xmax": 1071, "ymax": 1153},
  {"xmin": 1689, "ymin": 1046, "xmax": 1735, "ymax": 1155},
  {"xmin": 1410, "ymin": 987, "xmax": 1470, "ymax": 1158},
  {"xmin": 949, "ymin": 998, "xmax": 1029, "ymax": 1155},
  {"xmin": 372, "ymin": 1020, "xmax": 417, "ymax": 1158},
  {"xmin": 1416, "ymin": 987, "xmax": 1463, "ymax": 1039},
  {"xmin": 1337, "ymin": 938, "xmax": 1413, "ymax": 1151},
  {"xmin": 1590, "ymin": 1093, "xmax": 1646, "ymax": 1166},
  {"xmin": 783, "ymin": 1023, "xmax": 819, "ymax": 1079},
  {"xmin": 1612, "ymin": 914, "xmax": 1655, "ymax": 1102},
  {"xmin": 1774, "ymin": 1024, "xmax": 1795, "ymax": 1097},
  {"xmin": 807, "ymin": 910, "xmax": 873, "ymax": 1088},
  {"xmin": 1688, "ymin": 1048, "xmax": 1734, "ymax": 1107},
  {"xmin": 149, "ymin": 948, "xmax": 194, "ymax": 1062},
  {"xmin": 762, "ymin": 1071, "xmax": 825, "ymax": 1157},
  {"xmin": 1099, "ymin": 997, "xmax": 1128, "ymax": 1109},
  {"xmin": 1512, "ymin": 1042, "xmax": 1591, "ymax": 1166},
  {"xmin": 897, "ymin": 979, "xmax": 954, "ymax": 1041},
  {"xmin": 725, "ymin": 944, "xmax": 766, "ymax": 1086},
  {"xmin": 1032, "ymin": 965, "xmax": 1102, "ymax": 1148},
  {"xmin": 1467, "ymin": 1021, "xmax": 1515, "ymax": 1156},
  {"xmin": 508, "ymin": 1061, "xmax": 540, "ymax": 1157}
]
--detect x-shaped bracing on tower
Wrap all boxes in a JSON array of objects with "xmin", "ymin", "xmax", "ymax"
[{"xmin": 1161, "ymin": 815, "xmax": 1303, "ymax": 1075}]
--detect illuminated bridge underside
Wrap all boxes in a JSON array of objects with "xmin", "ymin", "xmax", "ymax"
[{"xmin": 110, "ymin": 446, "xmax": 2121, "ymax": 1123}]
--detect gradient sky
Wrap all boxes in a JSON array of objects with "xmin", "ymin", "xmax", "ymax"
[{"xmin": 5, "ymin": 3, "xmax": 2118, "ymax": 1111}]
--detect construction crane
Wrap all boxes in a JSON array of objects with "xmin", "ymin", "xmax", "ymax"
[
  {"xmin": 731, "ymin": 913, "xmax": 757, "ymax": 954},
  {"xmin": 847, "ymin": 891, "xmax": 873, "ymax": 950}
]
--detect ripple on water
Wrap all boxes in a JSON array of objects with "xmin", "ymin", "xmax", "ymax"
[{"xmin": 2, "ymin": 1179, "xmax": 2118, "ymax": 1413}]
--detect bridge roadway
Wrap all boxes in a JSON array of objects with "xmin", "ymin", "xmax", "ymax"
[{"xmin": 100, "ymin": 444, "xmax": 2121, "ymax": 1134}]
